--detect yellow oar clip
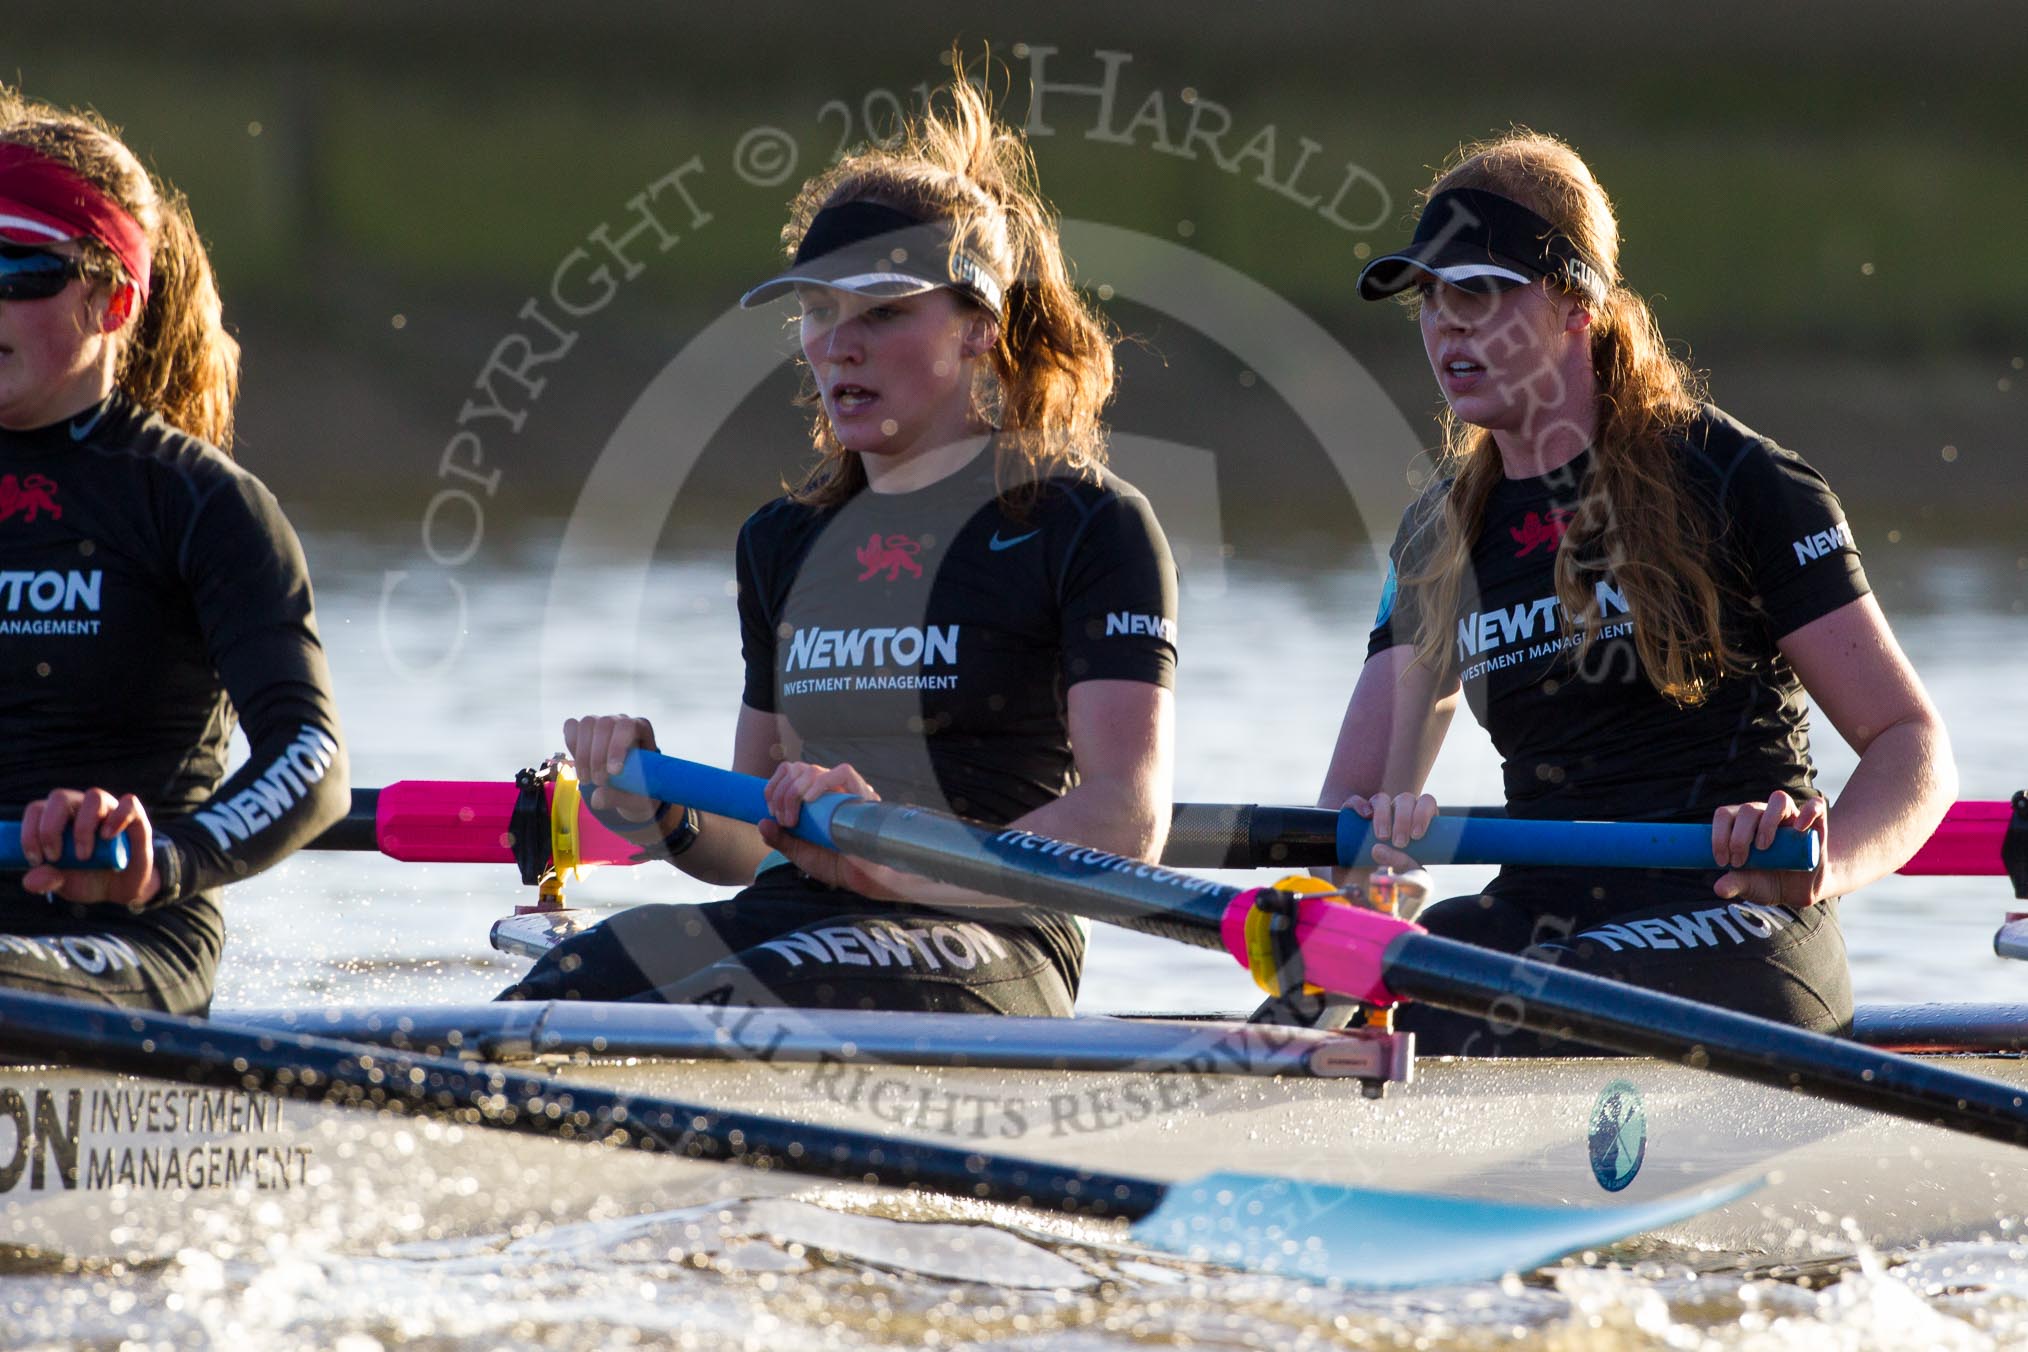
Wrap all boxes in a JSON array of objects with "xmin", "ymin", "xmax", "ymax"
[
  {"xmin": 1241, "ymin": 875, "xmax": 1343, "ymax": 998},
  {"xmin": 539, "ymin": 761, "xmax": 585, "ymax": 906}
]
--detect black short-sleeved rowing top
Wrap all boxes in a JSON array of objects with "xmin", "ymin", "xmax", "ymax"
[
  {"xmin": 1369, "ymin": 404, "xmax": 1868, "ymax": 822},
  {"xmin": 0, "ymin": 392, "xmax": 348, "ymax": 922},
  {"xmin": 735, "ymin": 452, "xmax": 1178, "ymax": 997},
  {"xmin": 738, "ymin": 452, "xmax": 1179, "ymax": 825}
]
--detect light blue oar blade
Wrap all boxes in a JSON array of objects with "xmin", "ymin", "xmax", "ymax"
[{"xmin": 1130, "ymin": 1171, "xmax": 1761, "ymax": 1288}]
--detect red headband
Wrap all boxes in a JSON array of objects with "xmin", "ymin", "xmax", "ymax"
[{"xmin": 0, "ymin": 143, "xmax": 153, "ymax": 303}]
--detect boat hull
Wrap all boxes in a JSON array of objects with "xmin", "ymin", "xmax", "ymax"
[{"xmin": 4, "ymin": 1003, "xmax": 2025, "ymax": 1266}]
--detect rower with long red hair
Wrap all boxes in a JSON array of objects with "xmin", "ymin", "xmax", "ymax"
[
  {"xmin": 1319, "ymin": 130, "xmax": 1955, "ymax": 1053},
  {"xmin": 0, "ymin": 86, "xmax": 347, "ymax": 1012}
]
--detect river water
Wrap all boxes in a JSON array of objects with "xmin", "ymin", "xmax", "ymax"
[{"xmin": 6, "ymin": 528, "xmax": 2027, "ymax": 1349}]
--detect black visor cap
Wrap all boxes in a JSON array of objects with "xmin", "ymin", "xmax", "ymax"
[
  {"xmin": 1357, "ymin": 188, "xmax": 1607, "ymax": 305},
  {"xmin": 740, "ymin": 200, "xmax": 1005, "ymax": 312}
]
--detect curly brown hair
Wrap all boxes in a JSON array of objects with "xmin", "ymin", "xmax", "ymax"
[{"xmin": 1, "ymin": 84, "xmax": 239, "ymax": 451}]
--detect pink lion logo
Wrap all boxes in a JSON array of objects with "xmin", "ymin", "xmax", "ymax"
[
  {"xmin": 855, "ymin": 532, "xmax": 923, "ymax": 582},
  {"xmin": 1509, "ymin": 508, "xmax": 1573, "ymax": 558},
  {"xmin": 0, "ymin": 473, "xmax": 62, "ymax": 524}
]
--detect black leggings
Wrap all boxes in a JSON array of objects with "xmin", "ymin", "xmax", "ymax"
[
  {"xmin": 502, "ymin": 867, "xmax": 1081, "ymax": 1016},
  {"xmin": 0, "ymin": 894, "xmax": 222, "ymax": 1016},
  {"xmin": 1397, "ymin": 867, "xmax": 1852, "ymax": 1057}
]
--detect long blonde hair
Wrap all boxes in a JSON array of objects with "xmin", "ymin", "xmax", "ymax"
[
  {"xmin": 0, "ymin": 86, "xmax": 241, "ymax": 452},
  {"xmin": 1402, "ymin": 130, "xmax": 1742, "ymax": 705},
  {"xmin": 776, "ymin": 63, "xmax": 1115, "ymax": 510}
]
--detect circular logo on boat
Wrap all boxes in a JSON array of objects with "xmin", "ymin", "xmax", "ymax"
[{"xmin": 1587, "ymin": 1079, "xmax": 1646, "ymax": 1192}]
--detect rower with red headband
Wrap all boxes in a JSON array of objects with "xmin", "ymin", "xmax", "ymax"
[{"xmin": 0, "ymin": 86, "xmax": 347, "ymax": 1012}]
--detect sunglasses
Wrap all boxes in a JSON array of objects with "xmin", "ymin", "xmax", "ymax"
[{"xmin": 0, "ymin": 245, "xmax": 88, "ymax": 302}]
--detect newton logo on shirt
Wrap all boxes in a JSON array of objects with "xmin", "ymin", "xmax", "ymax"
[
  {"xmin": 1791, "ymin": 520, "xmax": 1854, "ymax": 567},
  {"xmin": 192, "ymin": 727, "xmax": 340, "ymax": 850},
  {"xmin": 0, "ymin": 570, "xmax": 102, "ymax": 636},
  {"xmin": 1455, "ymin": 580, "xmax": 1629, "ymax": 661},
  {"xmin": 784, "ymin": 625, "xmax": 960, "ymax": 672},
  {"xmin": 1105, "ymin": 611, "xmax": 1176, "ymax": 642},
  {"xmin": 0, "ymin": 570, "xmax": 101, "ymax": 613}
]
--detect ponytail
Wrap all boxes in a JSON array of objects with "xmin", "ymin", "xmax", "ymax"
[{"xmin": 117, "ymin": 186, "xmax": 239, "ymax": 450}]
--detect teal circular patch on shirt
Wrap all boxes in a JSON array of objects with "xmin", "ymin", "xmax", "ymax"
[{"xmin": 1587, "ymin": 1079, "xmax": 1647, "ymax": 1192}]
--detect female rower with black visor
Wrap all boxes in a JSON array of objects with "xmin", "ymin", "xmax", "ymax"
[
  {"xmin": 504, "ymin": 75, "xmax": 1178, "ymax": 1015},
  {"xmin": 0, "ymin": 88, "xmax": 347, "ymax": 1013},
  {"xmin": 1318, "ymin": 130, "xmax": 1955, "ymax": 1054}
]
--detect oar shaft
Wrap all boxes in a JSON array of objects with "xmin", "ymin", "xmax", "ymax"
[
  {"xmin": 1164, "ymin": 804, "xmax": 1814, "ymax": 870},
  {"xmin": 1900, "ymin": 796, "xmax": 2023, "ymax": 878},
  {"xmin": 0, "ymin": 989, "xmax": 1164, "ymax": 1220},
  {"xmin": 623, "ymin": 763, "xmax": 1819, "ymax": 872},
  {"xmin": 311, "ymin": 788, "xmax": 381, "ymax": 851},
  {"xmin": 608, "ymin": 755, "xmax": 1233, "ymax": 951},
  {"xmin": 1164, "ymin": 804, "xmax": 1342, "ymax": 870},
  {"xmin": 1168, "ymin": 801, "xmax": 2020, "ymax": 877},
  {"xmin": 307, "ymin": 784, "xmax": 640, "ymax": 865},
  {"xmin": 833, "ymin": 803, "xmax": 1235, "ymax": 952},
  {"xmin": 1344, "ymin": 815, "xmax": 1815, "ymax": 869},
  {"xmin": 1380, "ymin": 931, "xmax": 2028, "ymax": 1147},
  {"xmin": 617, "ymin": 751, "xmax": 2028, "ymax": 1153},
  {"xmin": 313, "ymin": 786, "xmax": 2012, "ymax": 879}
]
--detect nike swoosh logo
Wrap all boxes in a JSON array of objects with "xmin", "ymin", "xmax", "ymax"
[
  {"xmin": 69, "ymin": 406, "xmax": 107, "ymax": 441},
  {"xmin": 988, "ymin": 529, "xmax": 1040, "ymax": 552}
]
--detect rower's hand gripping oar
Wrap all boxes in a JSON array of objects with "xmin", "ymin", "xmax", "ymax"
[
  {"xmin": 0, "ymin": 987, "xmax": 1748, "ymax": 1288},
  {"xmin": 615, "ymin": 750, "xmax": 2028, "ymax": 1155}
]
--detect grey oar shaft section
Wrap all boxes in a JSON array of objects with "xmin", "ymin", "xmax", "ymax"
[
  {"xmin": 0, "ymin": 989, "xmax": 1164, "ymax": 1220},
  {"xmin": 882, "ymin": 800, "xmax": 2028, "ymax": 1147},
  {"xmin": 832, "ymin": 802, "xmax": 1234, "ymax": 952},
  {"xmin": 1385, "ymin": 933, "xmax": 2028, "ymax": 1146},
  {"xmin": 836, "ymin": 799, "xmax": 2028, "ymax": 1144},
  {"xmin": 617, "ymin": 752, "xmax": 2028, "ymax": 1154},
  {"xmin": 607, "ymin": 752, "xmax": 1235, "ymax": 951}
]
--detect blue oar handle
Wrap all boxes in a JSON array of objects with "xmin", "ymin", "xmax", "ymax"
[
  {"xmin": 0, "ymin": 824, "xmax": 130, "ymax": 871},
  {"xmin": 1338, "ymin": 814, "xmax": 1818, "ymax": 871},
  {"xmin": 610, "ymin": 753, "xmax": 1821, "ymax": 872},
  {"xmin": 610, "ymin": 752, "xmax": 853, "ymax": 850}
]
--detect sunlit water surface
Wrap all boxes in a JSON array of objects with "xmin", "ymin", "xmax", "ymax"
[{"xmin": 7, "ymin": 530, "xmax": 2026, "ymax": 1349}]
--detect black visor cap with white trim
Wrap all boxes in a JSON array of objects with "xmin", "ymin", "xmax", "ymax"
[
  {"xmin": 739, "ymin": 200, "xmax": 1005, "ymax": 313},
  {"xmin": 1356, "ymin": 188, "xmax": 1607, "ymax": 305}
]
